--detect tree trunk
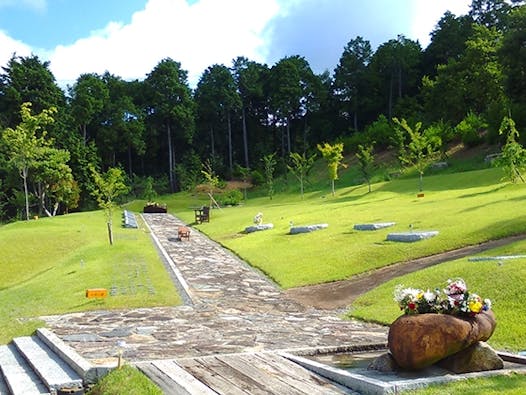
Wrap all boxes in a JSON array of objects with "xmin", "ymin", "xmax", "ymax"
[
  {"xmin": 388, "ymin": 74, "xmax": 394, "ymax": 119},
  {"xmin": 398, "ymin": 64, "xmax": 403, "ymax": 98},
  {"xmin": 353, "ymin": 92, "xmax": 359, "ymax": 131},
  {"xmin": 419, "ymin": 172, "xmax": 423, "ymax": 192},
  {"xmin": 227, "ymin": 111, "xmax": 233, "ymax": 177},
  {"xmin": 242, "ymin": 106, "xmax": 249, "ymax": 169},
  {"xmin": 82, "ymin": 124, "xmax": 87, "ymax": 144},
  {"xmin": 167, "ymin": 123, "xmax": 175, "ymax": 192},
  {"xmin": 210, "ymin": 125, "xmax": 215, "ymax": 157},
  {"xmin": 286, "ymin": 116, "xmax": 292, "ymax": 154},
  {"xmin": 127, "ymin": 144, "xmax": 133, "ymax": 177},
  {"xmin": 22, "ymin": 167, "xmax": 30, "ymax": 220},
  {"xmin": 331, "ymin": 179, "xmax": 335, "ymax": 196},
  {"xmin": 107, "ymin": 221, "xmax": 113, "ymax": 245},
  {"xmin": 303, "ymin": 117, "xmax": 309, "ymax": 154}
]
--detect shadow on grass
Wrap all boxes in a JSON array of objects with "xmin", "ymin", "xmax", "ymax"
[
  {"xmin": 465, "ymin": 217, "xmax": 526, "ymax": 241},
  {"xmin": 458, "ymin": 184, "xmax": 508, "ymax": 199},
  {"xmin": 4, "ymin": 267, "xmax": 54, "ymax": 290}
]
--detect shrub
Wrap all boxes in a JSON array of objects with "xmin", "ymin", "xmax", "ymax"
[
  {"xmin": 218, "ymin": 189, "xmax": 243, "ymax": 206},
  {"xmin": 456, "ymin": 112, "xmax": 487, "ymax": 147}
]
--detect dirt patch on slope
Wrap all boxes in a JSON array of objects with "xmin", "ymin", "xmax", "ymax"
[{"xmin": 284, "ymin": 234, "xmax": 526, "ymax": 310}]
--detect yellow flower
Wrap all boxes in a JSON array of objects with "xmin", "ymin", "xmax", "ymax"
[{"xmin": 469, "ymin": 300, "xmax": 483, "ymax": 313}]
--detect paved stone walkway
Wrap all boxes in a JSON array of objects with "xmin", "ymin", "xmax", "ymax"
[{"xmin": 42, "ymin": 214, "xmax": 387, "ymax": 363}]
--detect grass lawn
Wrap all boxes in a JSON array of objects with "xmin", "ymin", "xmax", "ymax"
[
  {"xmin": 405, "ymin": 373, "xmax": 526, "ymax": 395},
  {"xmin": 0, "ymin": 209, "xmax": 181, "ymax": 344},
  {"xmin": 87, "ymin": 365, "xmax": 162, "ymax": 395},
  {"xmin": 348, "ymin": 237, "xmax": 526, "ymax": 352},
  {"xmin": 147, "ymin": 167, "xmax": 526, "ymax": 289}
]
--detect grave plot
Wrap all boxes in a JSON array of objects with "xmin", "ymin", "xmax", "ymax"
[{"xmin": 110, "ymin": 257, "xmax": 156, "ymax": 296}]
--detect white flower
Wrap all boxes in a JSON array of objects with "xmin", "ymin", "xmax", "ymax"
[
  {"xmin": 484, "ymin": 298, "xmax": 492, "ymax": 310},
  {"xmin": 423, "ymin": 289, "xmax": 436, "ymax": 303}
]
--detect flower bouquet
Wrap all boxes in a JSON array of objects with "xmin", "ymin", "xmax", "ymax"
[{"xmin": 394, "ymin": 278, "xmax": 491, "ymax": 317}]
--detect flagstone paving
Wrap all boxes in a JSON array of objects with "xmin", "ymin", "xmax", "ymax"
[{"xmin": 42, "ymin": 213, "xmax": 387, "ymax": 363}]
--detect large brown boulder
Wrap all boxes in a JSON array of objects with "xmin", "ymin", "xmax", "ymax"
[
  {"xmin": 388, "ymin": 310, "xmax": 496, "ymax": 370},
  {"xmin": 438, "ymin": 342, "xmax": 503, "ymax": 373}
]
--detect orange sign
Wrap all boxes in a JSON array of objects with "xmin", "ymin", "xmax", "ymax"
[{"xmin": 86, "ymin": 288, "xmax": 108, "ymax": 298}]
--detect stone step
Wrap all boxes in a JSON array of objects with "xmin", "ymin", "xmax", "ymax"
[
  {"xmin": 13, "ymin": 336, "xmax": 83, "ymax": 392},
  {"xmin": 0, "ymin": 344, "xmax": 50, "ymax": 395},
  {"xmin": 0, "ymin": 371, "xmax": 8, "ymax": 395},
  {"xmin": 36, "ymin": 328, "xmax": 108, "ymax": 385}
]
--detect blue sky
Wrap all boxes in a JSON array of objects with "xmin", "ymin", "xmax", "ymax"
[{"xmin": 0, "ymin": 0, "xmax": 471, "ymax": 88}]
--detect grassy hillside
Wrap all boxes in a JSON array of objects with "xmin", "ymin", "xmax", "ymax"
[
  {"xmin": 146, "ymin": 166, "xmax": 526, "ymax": 289},
  {"xmin": 0, "ymin": 210, "xmax": 181, "ymax": 344}
]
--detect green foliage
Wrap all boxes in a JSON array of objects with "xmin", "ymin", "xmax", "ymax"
[
  {"xmin": 200, "ymin": 159, "xmax": 220, "ymax": 195},
  {"xmin": 90, "ymin": 166, "xmax": 130, "ymax": 244},
  {"xmin": 317, "ymin": 142, "xmax": 346, "ymax": 196},
  {"xmin": 456, "ymin": 112, "xmax": 488, "ymax": 147},
  {"xmin": 262, "ymin": 153, "xmax": 277, "ymax": 199},
  {"xmin": 250, "ymin": 169, "xmax": 265, "ymax": 186},
  {"xmin": 218, "ymin": 189, "xmax": 243, "ymax": 206},
  {"xmin": 355, "ymin": 143, "xmax": 375, "ymax": 192},
  {"xmin": 393, "ymin": 117, "xmax": 442, "ymax": 191},
  {"xmin": 494, "ymin": 116, "xmax": 526, "ymax": 182},
  {"xmin": 143, "ymin": 176, "xmax": 157, "ymax": 201},
  {"xmin": 1, "ymin": 102, "xmax": 57, "ymax": 220},
  {"xmin": 88, "ymin": 365, "xmax": 162, "ymax": 395},
  {"xmin": 287, "ymin": 151, "xmax": 317, "ymax": 198},
  {"xmin": 364, "ymin": 115, "xmax": 394, "ymax": 149},
  {"xmin": 174, "ymin": 151, "xmax": 202, "ymax": 192}
]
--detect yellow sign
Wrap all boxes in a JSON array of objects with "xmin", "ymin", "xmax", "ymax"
[{"xmin": 86, "ymin": 288, "xmax": 108, "ymax": 298}]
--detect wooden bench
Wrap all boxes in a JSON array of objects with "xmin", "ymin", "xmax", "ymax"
[
  {"xmin": 178, "ymin": 226, "xmax": 190, "ymax": 241},
  {"xmin": 194, "ymin": 206, "xmax": 210, "ymax": 224}
]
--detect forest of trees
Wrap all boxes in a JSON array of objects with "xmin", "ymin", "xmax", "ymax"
[{"xmin": 0, "ymin": 0, "xmax": 525, "ymax": 220}]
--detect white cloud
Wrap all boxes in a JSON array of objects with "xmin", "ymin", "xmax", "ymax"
[
  {"xmin": 0, "ymin": 0, "xmax": 46, "ymax": 12},
  {"xmin": 0, "ymin": 30, "xmax": 32, "ymax": 66},
  {"xmin": 48, "ymin": 0, "xmax": 280, "ymax": 87},
  {"xmin": 411, "ymin": 0, "xmax": 471, "ymax": 46}
]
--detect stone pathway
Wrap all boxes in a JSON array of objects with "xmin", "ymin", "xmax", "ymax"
[{"xmin": 41, "ymin": 214, "xmax": 387, "ymax": 363}]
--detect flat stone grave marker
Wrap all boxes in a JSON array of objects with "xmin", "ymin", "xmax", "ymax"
[
  {"xmin": 290, "ymin": 223, "xmax": 328, "ymax": 234},
  {"xmin": 354, "ymin": 222, "xmax": 395, "ymax": 231},
  {"xmin": 245, "ymin": 223, "xmax": 274, "ymax": 233},
  {"xmin": 387, "ymin": 230, "xmax": 439, "ymax": 242}
]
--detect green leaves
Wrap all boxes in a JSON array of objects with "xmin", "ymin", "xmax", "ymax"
[
  {"xmin": 494, "ymin": 116, "xmax": 526, "ymax": 183},
  {"xmin": 287, "ymin": 152, "xmax": 316, "ymax": 198},
  {"xmin": 393, "ymin": 117, "xmax": 442, "ymax": 192},
  {"xmin": 317, "ymin": 142, "xmax": 346, "ymax": 196}
]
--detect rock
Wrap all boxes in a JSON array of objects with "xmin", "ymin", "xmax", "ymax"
[
  {"xmin": 438, "ymin": 342, "xmax": 503, "ymax": 373},
  {"xmin": 245, "ymin": 223, "xmax": 274, "ymax": 233},
  {"xmin": 388, "ymin": 310, "xmax": 496, "ymax": 370},
  {"xmin": 367, "ymin": 352, "xmax": 399, "ymax": 372}
]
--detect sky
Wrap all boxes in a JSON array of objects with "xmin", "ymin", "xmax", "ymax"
[{"xmin": 0, "ymin": 0, "xmax": 472, "ymax": 89}]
